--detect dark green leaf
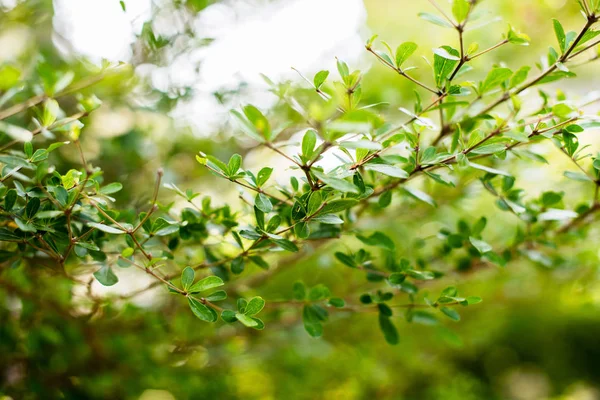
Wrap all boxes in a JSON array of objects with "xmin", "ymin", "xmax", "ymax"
[
  {"xmin": 5, "ymin": 189, "xmax": 17, "ymax": 211},
  {"xmin": 357, "ymin": 231, "xmax": 395, "ymax": 251},
  {"xmin": 379, "ymin": 314, "xmax": 399, "ymax": 345},
  {"xmin": 188, "ymin": 297, "xmax": 217, "ymax": 322},
  {"xmin": 440, "ymin": 306, "xmax": 461, "ymax": 321},
  {"xmin": 93, "ymin": 265, "xmax": 119, "ymax": 286},
  {"xmin": 272, "ymin": 238, "xmax": 299, "ymax": 252}
]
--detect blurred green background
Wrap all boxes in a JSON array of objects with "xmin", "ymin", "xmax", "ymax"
[{"xmin": 1, "ymin": 0, "xmax": 600, "ymax": 399}]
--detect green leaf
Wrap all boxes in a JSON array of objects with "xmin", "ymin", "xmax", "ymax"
[
  {"xmin": 24, "ymin": 142, "xmax": 33, "ymax": 158},
  {"xmin": 378, "ymin": 190, "xmax": 392, "ymax": 208},
  {"xmin": 433, "ymin": 47, "xmax": 460, "ymax": 61},
  {"xmin": 441, "ymin": 286, "xmax": 458, "ymax": 297},
  {"xmin": 87, "ymin": 222, "xmax": 126, "ymax": 234},
  {"xmin": 231, "ymin": 257, "xmax": 245, "ymax": 275},
  {"xmin": 552, "ymin": 19, "xmax": 566, "ymax": 53},
  {"xmin": 243, "ymin": 105, "xmax": 271, "ymax": 141},
  {"xmin": 257, "ymin": 167, "xmax": 273, "ymax": 186},
  {"xmin": 538, "ymin": 208, "xmax": 578, "ymax": 221},
  {"xmin": 205, "ymin": 291, "xmax": 227, "ymax": 302},
  {"xmin": 221, "ymin": 310, "xmax": 238, "ymax": 323},
  {"xmin": 0, "ymin": 155, "xmax": 32, "ymax": 168},
  {"xmin": 440, "ymin": 307, "xmax": 461, "ymax": 321},
  {"xmin": 506, "ymin": 24, "xmax": 530, "ymax": 46},
  {"xmin": 25, "ymin": 197, "xmax": 40, "ymax": 218},
  {"xmin": 404, "ymin": 187, "xmax": 436, "ymax": 207},
  {"xmin": 470, "ymin": 143, "xmax": 507, "ymax": 155},
  {"xmin": 366, "ymin": 34, "xmax": 378, "ymax": 48},
  {"xmin": 328, "ymin": 297, "xmax": 345, "ymax": 308},
  {"xmin": 509, "ymin": 66, "xmax": 531, "ymax": 88},
  {"xmin": 0, "ymin": 228, "xmax": 20, "ymax": 241},
  {"xmin": 312, "ymin": 170, "xmax": 359, "ymax": 193},
  {"xmin": 61, "ymin": 169, "xmax": 81, "ymax": 189},
  {"xmin": 469, "ymin": 162, "xmax": 512, "ymax": 177},
  {"xmin": 0, "ymin": 65, "xmax": 21, "ymax": 90},
  {"xmin": 553, "ymin": 103, "xmax": 576, "ymax": 119},
  {"xmin": 265, "ymin": 215, "xmax": 281, "ymax": 233},
  {"xmin": 42, "ymin": 99, "xmax": 59, "ymax": 127},
  {"xmin": 121, "ymin": 247, "xmax": 134, "ymax": 258},
  {"xmin": 188, "ymin": 298, "xmax": 217, "ymax": 322},
  {"xmin": 188, "ymin": 275, "xmax": 224, "ymax": 293},
  {"xmin": 244, "ymin": 296, "xmax": 265, "ymax": 315},
  {"xmin": 0, "ymin": 121, "xmax": 33, "ymax": 142},
  {"xmin": 312, "ymin": 214, "xmax": 344, "ymax": 224},
  {"xmin": 93, "ymin": 265, "xmax": 119, "ymax": 286},
  {"xmin": 564, "ymin": 171, "xmax": 592, "ymax": 182},
  {"xmin": 294, "ymin": 221, "xmax": 310, "ymax": 239},
  {"xmin": 469, "ymin": 237, "xmax": 492, "ymax": 253},
  {"xmin": 407, "ymin": 270, "xmax": 435, "ymax": 280},
  {"xmin": 388, "ymin": 273, "xmax": 406, "ymax": 285},
  {"xmin": 154, "ymin": 221, "xmax": 179, "ymax": 237},
  {"xmin": 255, "ymin": 193, "xmax": 273, "ymax": 213},
  {"xmin": 335, "ymin": 252, "xmax": 357, "ymax": 268},
  {"xmin": 318, "ymin": 199, "xmax": 358, "ymax": 215},
  {"xmin": 364, "ymin": 163, "xmax": 409, "ymax": 179},
  {"xmin": 230, "ymin": 110, "xmax": 264, "ymax": 142},
  {"xmin": 433, "ymin": 46, "xmax": 459, "ymax": 87},
  {"xmin": 293, "ymin": 281, "xmax": 307, "ymax": 300},
  {"xmin": 4, "ymin": 189, "xmax": 17, "ymax": 211},
  {"xmin": 15, "ymin": 218, "xmax": 35, "ymax": 233},
  {"xmin": 302, "ymin": 130, "xmax": 317, "ymax": 158},
  {"xmin": 452, "ymin": 0, "xmax": 470, "ymax": 23},
  {"xmin": 307, "ymin": 191, "xmax": 323, "ymax": 215},
  {"xmin": 273, "ymin": 238, "xmax": 299, "ymax": 252},
  {"xmin": 357, "ymin": 231, "xmax": 395, "ymax": 251},
  {"xmin": 308, "ymin": 284, "xmax": 331, "ymax": 301},
  {"xmin": 339, "ymin": 140, "xmax": 382, "ymax": 150},
  {"xmin": 249, "ymin": 255, "xmax": 269, "ymax": 270},
  {"xmin": 303, "ymin": 305, "xmax": 324, "ymax": 337},
  {"xmin": 336, "ymin": 58, "xmax": 349, "ymax": 78},
  {"xmin": 395, "ymin": 42, "xmax": 418, "ymax": 68},
  {"xmin": 228, "ymin": 153, "xmax": 242, "ymax": 176},
  {"xmin": 181, "ymin": 266, "xmax": 194, "ymax": 291},
  {"xmin": 250, "ymin": 317, "xmax": 265, "ymax": 330},
  {"xmin": 418, "ymin": 12, "xmax": 454, "ymax": 28},
  {"xmin": 411, "ymin": 311, "xmax": 439, "ymax": 325},
  {"xmin": 480, "ymin": 67, "xmax": 512, "ymax": 94},
  {"xmin": 99, "ymin": 182, "xmax": 123, "ymax": 195},
  {"xmin": 379, "ymin": 314, "xmax": 399, "ymax": 345},
  {"xmin": 577, "ymin": 28, "xmax": 600, "ymax": 48},
  {"xmin": 313, "ymin": 70, "xmax": 329, "ymax": 89},
  {"xmin": 235, "ymin": 312, "xmax": 259, "ymax": 327}
]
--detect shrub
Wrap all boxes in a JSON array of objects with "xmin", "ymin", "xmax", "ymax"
[{"xmin": 1, "ymin": 0, "xmax": 600, "ymax": 397}]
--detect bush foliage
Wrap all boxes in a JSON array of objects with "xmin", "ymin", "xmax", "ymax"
[{"xmin": 2, "ymin": 0, "xmax": 600, "ymax": 398}]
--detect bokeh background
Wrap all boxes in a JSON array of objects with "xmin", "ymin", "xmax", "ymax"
[{"xmin": 1, "ymin": 0, "xmax": 600, "ymax": 399}]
